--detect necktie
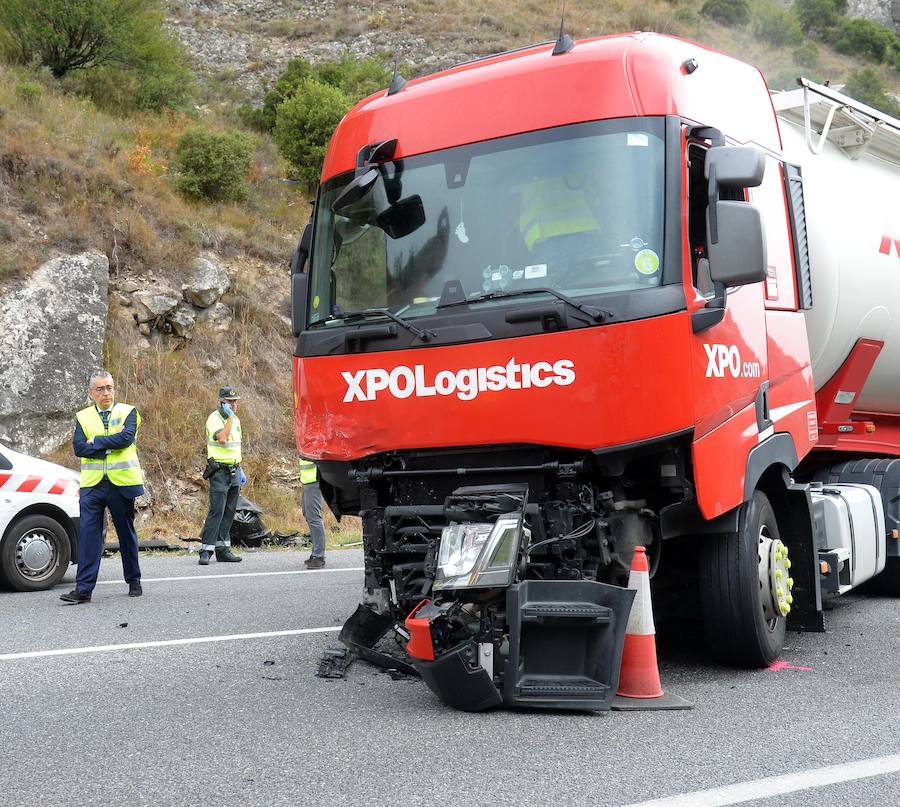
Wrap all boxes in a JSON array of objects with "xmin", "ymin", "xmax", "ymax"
[{"xmin": 99, "ymin": 409, "xmax": 111, "ymax": 430}]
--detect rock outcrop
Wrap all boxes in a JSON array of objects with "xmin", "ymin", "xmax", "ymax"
[
  {"xmin": 182, "ymin": 255, "xmax": 230, "ymax": 308},
  {"xmin": 0, "ymin": 252, "xmax": 109, "ymax": 454}
]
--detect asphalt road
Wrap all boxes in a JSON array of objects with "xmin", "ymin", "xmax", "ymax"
[{"xmin": 1, "ymin": 548, "xmax": 899, "ymax": 807}]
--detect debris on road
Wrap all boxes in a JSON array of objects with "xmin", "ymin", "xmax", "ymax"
[{"xmin": 316, "ymin": 646, "xmax": 355, "ymax": 679}]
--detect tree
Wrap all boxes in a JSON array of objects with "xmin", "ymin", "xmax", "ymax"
[
  {"xmin": 0, "ymin": 0, "xmax": 186, "ymax": 80},
  {"xmin": 834, "ymin": 18, "xmax": 900, "ymax": 64},
  {"xmin": 259, "ymin": 55, "xmax": 392, "ymax": 133},
  {"xmin": 842, "ymin": 68, "xmax": 900, "ymax": 118},
  {"xmin": 794, "ymin": 0, "xmax": 847, "ymax": 36},
  {"xmin": 273, "ymin": 79, "xmax": 350, "ymax": 188}
]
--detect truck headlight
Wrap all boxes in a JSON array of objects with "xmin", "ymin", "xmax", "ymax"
[{"xmin": 434, "ymin": 514, "xmax": 524, "ymax": 590}]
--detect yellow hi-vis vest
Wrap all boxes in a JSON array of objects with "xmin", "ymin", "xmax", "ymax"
[
  {"xmin": 299, "ymin": 459, "xmax": 317, "ymax": 485},
  {"xmin": 518, "ymin": 175, "xmax": 599, "ymax": 252},
  {"xmin": 206, "ymin": 410, "xmax": 242, "ymax": 463},
  {"xmin": 76, "ymin": 403, "xmax": 144, "ymax": 488}
]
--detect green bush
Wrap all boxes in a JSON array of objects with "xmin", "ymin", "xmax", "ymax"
[
  {"xmin": 701, "ymin": 0, "xmax": 751, "ymax": 26},
  {"xmin": 259, "ymin": 55, "xmax": 392, "ymax": 134},
  {"xmin": 794, "ymin": 0, "xmax": 846, "ymax": 35},
  {"xmin": 793, "ymin": 41, "xmax": 819, "ymax": 69},
  {"xmin": 237, "ymin": 104, "xmax": 269, "ymax": 133},
  {"xmin": 834, "ymin": 18, "xmax": 900, "ymax": 64},
  {"xmin": 261, "ymin": 58, "xmax": 315, "ymax": 132},
  {"xmin": 842, "ymin": 68, "xmax": 900, "ymax": 117},
  {"xmin": 751, "ymin": 0, "xmax": 803, "ymax": 47},
  {"xmin": 175, "ymin": 130, "xmax": 256, "ymax": 203},
  {"xmin": 273, "ymin": 79, "xmax": 350, "ymax": 188},
  {"xmin": 15, "ymin": 80, "xmax": 43, "ymax": 106}
]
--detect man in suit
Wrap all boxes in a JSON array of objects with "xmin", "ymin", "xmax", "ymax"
[{"xmin": 61, "ymin": 370, "xmax": 145, "ymax": 603}]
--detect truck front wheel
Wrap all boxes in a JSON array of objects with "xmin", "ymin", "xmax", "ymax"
[
  {"xmin": 0, "ymin": 515, "xmax": 71, "ymax": 592},
  {"xmin": 699, "ymin": 491, "xmax": 787, "ymax": 667}
]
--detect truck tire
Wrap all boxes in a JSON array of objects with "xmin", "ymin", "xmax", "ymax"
[
  {"xmin": 0, "ymin": 515, "xmax": 71, "ymax": 592},
  {"xmin": 699, "ymin": 491, "xmax": 786, "ymax": 667}
]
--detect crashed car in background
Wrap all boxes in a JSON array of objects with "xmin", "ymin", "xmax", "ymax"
[{"xmin": 0, "ymin": 443, "xmax": 80, "ymax": 591}]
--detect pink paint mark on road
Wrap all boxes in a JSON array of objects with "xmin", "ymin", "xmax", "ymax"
[{"xmin": 767, "ymin": 660, "xmax": 813, "ymax": 672}]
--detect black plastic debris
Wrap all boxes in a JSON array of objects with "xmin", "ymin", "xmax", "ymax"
[
  {"xmin": 317, "ymin": 646, "xmax": 356, "ymax": 679},
  {"xmin": 103, "ymin": 539, "xmax": 182, "ymax": 553},
  {"xmin": 386, "ymin": 667, "xmax": 416, "ymax": 681},
  {"xmin": 231, "ymin": 495, "xmax": 304, "ymax": 548}
]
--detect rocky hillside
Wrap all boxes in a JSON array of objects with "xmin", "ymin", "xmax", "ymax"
[{"xmin": 166, "ymin": 0, "xmax": 900, "ymax": 99}]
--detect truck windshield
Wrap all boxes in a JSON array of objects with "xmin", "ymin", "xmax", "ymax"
[{"xmin": 308, "ymin": 117, "xmax": 665, "ymax": 326}]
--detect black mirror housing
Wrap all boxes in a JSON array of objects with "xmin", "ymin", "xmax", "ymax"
[
  {"xmin": 331, "ymin": 167, "xmax": 380, "ymax": 213},
  {"xmin": 705, "ymin": 146, "xmax": 765, "ymax": 188},
  {"xmin": 291, "ymin": 272, "xmax": 309, "ymax": 337},
  {"xmin": 290, "ymin": 222, "xmax": 313, "ymax": 275},
  {"xmin": 706, "ymin": 202, "xmax": 767, "ymax": 287}
]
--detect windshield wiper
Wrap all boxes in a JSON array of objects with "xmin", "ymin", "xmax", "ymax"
[
  {"xmin": 436, "ymin": 287, "xmax": 611, "ymax": 323},
  {"xmin": 325, "ymin": 308, "xmax": 436, "ymax": 341}
]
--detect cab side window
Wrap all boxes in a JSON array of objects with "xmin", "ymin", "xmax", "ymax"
[
  {"xmin": 0, "ymin": 451, "xmax": 11, "ymax": 471},
  {"xmin": 687, "ymin": 142, "xmax": 713, "ymax": 297}
]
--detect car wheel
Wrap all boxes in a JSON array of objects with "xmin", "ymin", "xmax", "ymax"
[{"xmin": 0, "ymin": 515, "xmax": 71, "ymax": 592}]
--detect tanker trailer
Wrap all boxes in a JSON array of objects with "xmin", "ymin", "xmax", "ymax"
[{"xmin": 774, "ymin": 79, "xmax": 900, "ymax": 594}]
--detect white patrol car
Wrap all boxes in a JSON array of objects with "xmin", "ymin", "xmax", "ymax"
[{"xmin": 0, "ymin": 442, "xmax": 80, "ymax": 591}]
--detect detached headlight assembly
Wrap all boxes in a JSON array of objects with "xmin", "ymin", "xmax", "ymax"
[{"xmin": 433, "ymin": 514, "xmax": 524, "ymax": 590}]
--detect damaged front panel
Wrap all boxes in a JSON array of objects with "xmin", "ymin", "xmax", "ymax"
[{"xmin": 335, "ymin": 439, "xmax": 691, "ymax": 711}]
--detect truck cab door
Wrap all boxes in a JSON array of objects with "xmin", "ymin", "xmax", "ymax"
[{"xmin": 685, "ymin": 133, "xmax": 770, "ymax": 518}]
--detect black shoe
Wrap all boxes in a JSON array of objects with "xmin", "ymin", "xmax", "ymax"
[
  {"xmin": 304, "ymin": 556, "xmax": 325, "ymax": 569},
  {"xmin": 216, "ymin": 548, "xmax": 242, "ymax": 563},
  {"xmin": 198, "ymin": 551, "xmax": 212, "ymax": 566},
  {"xmin": 128, "ymin": 581, "xmax": 143, "ymax": 597},
  {"xmin": 60, "ymin": 589, "xmax": 91, "ymax": 604}
]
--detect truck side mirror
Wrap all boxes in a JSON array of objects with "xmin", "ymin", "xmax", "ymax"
[
  {"xmin": 332, "ymin": 167, "xmax": 380, "ymax": 213},
  {"xmin": 291, "ymin": 272, "xmax": 309, "ymax": 337},
  {"xmin": 693, "ymin": 201, "xmax": 767, "ymax": 333},
  {"xmin": 706, "ymin": 202, "xmax": 767, "ymax": 287},
  {"xmin": 705, "ymin": 146, "xmax": 765, "ymax": 188},
  {"xmin": 290, "ymin": 223, "xmax": 313, "ymax": 275}
]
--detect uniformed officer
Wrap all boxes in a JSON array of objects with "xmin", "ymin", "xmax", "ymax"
[
  {"xmin": 60, "ymin": 370, "xmax": 145, "ymax": 603},
  {"xmin": 299, "ymin": 458, "xmax": 326, "ymax": 568},
  {"xmin": 198, "ymin": 386, "xmax": 244, "ymax": 565}
]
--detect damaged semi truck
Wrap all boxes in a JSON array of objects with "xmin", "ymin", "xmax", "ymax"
[{"xmin": 289, "ymin": 32, "xmax": 900, "ymax": 711}]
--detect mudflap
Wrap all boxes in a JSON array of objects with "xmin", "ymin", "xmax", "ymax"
[
  {"xmin": 339, "ymin": 603, "xmax": 420, "ymax": 677},
  {"xmin": 413, "ymin": 645, "xmax": 504, "ymax": 712},
  {"xmin": 503, "ymin": 579, "xmax": 635, "ymax": 711}
]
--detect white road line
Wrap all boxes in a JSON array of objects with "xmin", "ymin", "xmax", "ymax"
[
  {"xmin": 0, "ymin": 626, "xmax": 342, "ymax": 661},
  {"xmin": 624, "ymin": 753, "xmax": 900, "ymax": 807},
  {"xmin": 95, "ymin": 567, "xmax": 364, "ymax": 585}
]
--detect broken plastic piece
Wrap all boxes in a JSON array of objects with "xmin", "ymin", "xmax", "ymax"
[{"xmin": 316, "ymin": 647, "xmax": 356, "ymax": 679}]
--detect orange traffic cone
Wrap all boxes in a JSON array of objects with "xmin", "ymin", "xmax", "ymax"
[{"xmin": 612, "ymin": 546, "xmax": 692, "ymax": 711}]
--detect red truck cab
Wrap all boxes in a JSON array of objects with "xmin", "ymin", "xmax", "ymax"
[{"xmin": 289, "ymin": 33, "xmax": 893, "ymax": 711}]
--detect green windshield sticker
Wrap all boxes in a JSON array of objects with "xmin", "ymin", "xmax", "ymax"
[
  {"xmin": 635, "ymin": 249, "xmax": 660, "ymax": 275},
  {"xmin": 312, "ymin": 294, "xmax": 320, "ymax": 310}
]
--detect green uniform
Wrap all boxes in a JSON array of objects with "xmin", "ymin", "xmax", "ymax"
[{"xmin": 200, "ymin": 409, "xmax": 242, "ymax": 552}]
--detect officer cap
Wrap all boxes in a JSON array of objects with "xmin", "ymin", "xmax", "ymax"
[{"xmin": 218, "ymin": 386, "xmax": 240, "ymax": 400}]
